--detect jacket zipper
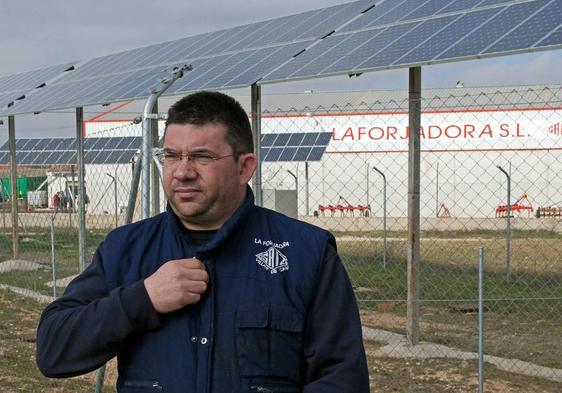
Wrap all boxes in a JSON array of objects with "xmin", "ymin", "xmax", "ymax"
[
  {"xmin": 123, "ymin": 380, "xmax": 163, "ymax": 391},
  {"xmin": 250, "ymin": 385, "xmax": 300, "ymax": 393}
]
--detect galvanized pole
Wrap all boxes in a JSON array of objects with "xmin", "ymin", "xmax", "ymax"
[
  {"xmin": 287, "ymin": 169, "xmax": 298, "ymax": 216},
  {"xmin": 305, "ymin": 162, "xmax": 310, "ymax": 216},
  {"xmin": 76, "ymin": 107, "xmax": 87, "ymax": 273},
  {"xmin": 407, "ymin": 67, "xmax": 421, "ymax": 345},
  {"xmin": 366, "ymin": 162, "xmax": 369, "ymax": 207},
  {"xmin": 436, "ymin": 162, "xmax": 439, "ymax": 217},
  {"xmin": 151, "ymin": 101, "xmax": 160, "ymax": 215},
  {"xmin": 372, "ymin": 166, "xmax": 387, "ymax": 269},
  {"xmin": 251, "ymin": 83, "xmax": 262, "ymax": 206},
  {"xmin": 50, "ymin": 213, "xmax": 57, "ymax": 300},
  {"xmin": 141, "ymin": 65, "xmax": 191, "ymax": 219},
  {"xmin": 497, "ymin": 165, "xmax": 511, "ymax": 282},
  {"xmin": 478, "ymin": 246, "xmax": 485, "ymax": 393},
  {"xmin": 125, "ymin": 159, "xmax": 142, "ymax": 224},
  {"xmin": 8, "ymin": 115, "xmax": 18, "ymax": 258}
]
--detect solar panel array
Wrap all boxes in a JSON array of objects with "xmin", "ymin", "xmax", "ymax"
[
  {"xmin": 0, "ymin": 1, "xmax": 374, "ymax": 116},
  {"xmin": 1, "ymin": 0, "xmax": 561, "ymax": 117},
  {"xmin": 0, "ymin": 137, "xmax": 142, "ymax": 166},
  {"xmin": 261, "ymin": 132, "xmax": 332, "ymax": 162},
  {"xmin": 0, "ymin": 133, "xmax": 328, "ymax": 166},
  {"xmin": 0, "ymin": 62, "xmax": 75, "ymax": 110},
  {"xmin": 262, "ymin": 0, "xmax": 562, "ymax": 83}
]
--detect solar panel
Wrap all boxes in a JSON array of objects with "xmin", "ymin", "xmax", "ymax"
[
  {"xmin": 484, "ymin": 0, "xmax": 561, "ymax": 53},
  {"xmin": 537, "ymin": 25, "xmax": 562, "ymax": 47},
  {"xmin": 437, "ymin": 0, "xmax": 546, "ymax": 60},
  {"xmin": 1, "ymin": 1, "xmax": 374, "ymax": 116},
  {"xmin": 260, "ymin": 132, "xmax": 331, "ymax": 162},
  {"xmin": 261, "ymin": 134, "xmax": 278, "ymax": 147},
  {"xmin": 3, "ymin": 0, "xmax": 560, "ymax": 116},
  {"xmin": 0, "ymin": 137, "xmax": 142, "ymax": 166},
  {"xmin": 438, "ymin": 0, "xmax": 483, "ymax": 14},
  {"xmin": 279, "ymin": 147, "xmax": 298, "ymax": 161},
  {"xmin": 307, "ymin": 146, "xmax": 326, "ymax": 161},
  {"xmin": 266, "ymin": 147, "xmax": 283, "ymax": 161},
  {"xmin": 0, "ymin": 62, "xmax": 75, "ymax": 109},
  {"xmin": 261, "ymin": 0, "xmax": 562, "ymax": 84}
]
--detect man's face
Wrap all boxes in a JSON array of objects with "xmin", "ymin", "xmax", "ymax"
[{"xmin": 162, "ymin": 122, "xmax": 256, "ymax": 230}]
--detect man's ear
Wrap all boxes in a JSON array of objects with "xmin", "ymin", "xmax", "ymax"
[{"xmin": 238, "ymin": 153, "xmax": 257, "ymax": 185}]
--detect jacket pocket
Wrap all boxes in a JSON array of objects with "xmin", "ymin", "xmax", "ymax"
[
  {"xmin": 121, "ymin": 379, "xmax": 164, "ymax": 391},
  {"xmin": 237, "ymin": 303, "xmax": 304, "ymax": 382}
]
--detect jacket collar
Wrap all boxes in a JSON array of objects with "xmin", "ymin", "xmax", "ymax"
[{"xmin": 166, "ymin": 186, "xmax": 256, "ymax": 257}]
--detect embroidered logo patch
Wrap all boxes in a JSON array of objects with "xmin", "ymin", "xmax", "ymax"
[{"xmin": 256, "ymin": 246, "xmax": 289, "ymax": 274}]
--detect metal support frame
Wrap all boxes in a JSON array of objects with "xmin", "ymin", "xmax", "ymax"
[
  {"xmin": 106, "ymin": 170, "xmax": 119, "ymax": 228},
  {"xmin": 406, "ymin": 67, "xmax": 421, "ymax": 345},
  {"xmin": 151, "ymin": 101, "xmax": 160, "ymax": 215},
  {"xmin": 305, "ymin": 162, "xmax": 309, "ymax": 216},
  {"xmin": 497, "ymin": 164, "xmax": 512, "ymax": 282},
  {"xmin": 287, "ymin": 169, "xmax": 298, "ymax": 215},
  {"xmin": 142, "ymin": 65, "xmax": 191, "ymax": 219},
  {"xmin": 76, "ymin": 107, "xmax": 87, "ymax": 272},
  {"xmin": 372, "ymin": 166, "xmax": 387, "ymax": 269},
  {"xmin": 436, "ymin": 162, "xmax": 439, "ymax": 217},
  {"xmin": 8, "ymin": 115, "xmax": 18, "ymax": 258},
  {"xmin": 251, "ymin": 83, "xmax": 262, "ymax": 206},
  {"xmin": 478, "ymin": 246, "xmax": 485, "ymax": 393}
]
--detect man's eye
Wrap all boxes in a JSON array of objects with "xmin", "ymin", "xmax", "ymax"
[
  {"xmin": 164, "ymin": 152, "xmax": 180, "ymax": 160},
  {"xmin": 191, "ymin": 153, "xmax": 214, "ymax": 162}
]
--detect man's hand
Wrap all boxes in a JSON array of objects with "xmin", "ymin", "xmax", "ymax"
[{"xmin": 144, "ymin": 258, "xmax": 209, "ymax": 313}]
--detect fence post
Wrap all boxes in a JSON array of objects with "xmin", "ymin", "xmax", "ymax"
[
  {"xmin": 8, "ymin": 115, "xmax": 18, "ymax": 258},
  {"xmin": 496, "ymin": 165, "xmax": 511, "ymax": 282},
  {"xmin": 478, "ymin": 246, "xmax": 485, "ymax": 393},
  {"xmin": 251, "ymin": 83, "xmax": 262, "ymax": 206},
  {"xmin": 407, "ymin": 66, "xmax": 421, "ymax": 345},
  {"xmin": 76, "ymin": 107, "xmax": 87, "ymax": 273}
]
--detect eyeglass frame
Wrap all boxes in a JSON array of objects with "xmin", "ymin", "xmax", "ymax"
[{"xmin": 155, "ymin": 148, "xmax": 236, "ymax": 168}]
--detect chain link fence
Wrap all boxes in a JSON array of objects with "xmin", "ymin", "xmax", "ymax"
[{"xmin": 0, "ymin": 85, "xmax": 561, "ymax": 392}]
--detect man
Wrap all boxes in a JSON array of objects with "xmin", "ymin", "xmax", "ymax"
[{"xmin": 36, "ymin": 91, "xmax": 369, "ymax": 393}]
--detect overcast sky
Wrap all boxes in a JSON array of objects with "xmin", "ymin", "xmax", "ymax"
[{"xmin": 1, "ymin": 0, "xmax": 562, "ymax": 140}]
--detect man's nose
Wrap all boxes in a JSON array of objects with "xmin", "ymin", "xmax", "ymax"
[{"xmin": 173, "ymin": 158, "xmax": 198, "ymax": 178}]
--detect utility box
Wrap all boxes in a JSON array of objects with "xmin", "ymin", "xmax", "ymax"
[{"xmin": 262, "ymin": 189, "xmax": 297, "ymax": 219}]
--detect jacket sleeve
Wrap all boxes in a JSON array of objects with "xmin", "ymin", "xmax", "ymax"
[
  {"xmin": 36, "ymin": 244, "xmax": 161, "ymax": 378},
  {"xmin": 303, "ymin": 243, "xmax": 370, "ymax": 393}
]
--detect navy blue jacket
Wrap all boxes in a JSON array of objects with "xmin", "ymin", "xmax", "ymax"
[{"xmin": 36, "ymin": 190, "xmax": 369, "ymax": 393}]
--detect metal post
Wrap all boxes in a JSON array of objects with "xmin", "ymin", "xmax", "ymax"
[
  {"xmin": 1, "ymin": 178, "xmax": 7, "ymax": 229},
  {"xmin": 76, "ymin": 107, "xmax": 87, "ymax": 273},
  {"xmin": 366, "ymin": 162, "xmax": 370, "ymax": 207},
  {"xmin": 106, "ymin": 172, "xmax": 118, "ymax": 228},
  {"xmin": 287, "ymin": 170, "xmax": 298, "ymax": 216},
  {"xmin": 372, "ymin": 166, "xmax": 387, "ymax": 269},
  {"xmin": 436, "ymin": 162, "xmax": 439, "ymax": 217},
  {"xmin": 407, "ymin": 67, "xmax": 421, "ymax": 345},
  {"xmin": 141, "ymin": 65, "xmax": 191, "ymax": 220},
  {"xmin": 251, "ymin": 83, "xmax": 262, "ymax": 206},
  {"xmin": 70, "ymin": 165, "xmax": 75, "ymax": 226},
  {"xmin": 126, "ymin": 159, "xmax": 142, "ymax": 224},
  {"xmin": 478, "ymin": 246, "xmax": 485, "ymax": 393},
  {"xmin": 496, "ymin": 165, "xmax": 511, "ymax": 282},
  {"xmin": 151, "ymin": 101, "xmax": 160, "ymax": 215},
  {"xmin": 50, "ymin": 213, "xmax": 57, "ymax": 300},
  {"xmin": 305, "ymin": 162, "xmax": 309, "ymax": 216},
  {"xmin": 8, "ymin": 115, "xmax": 18, "ymax": 258}
]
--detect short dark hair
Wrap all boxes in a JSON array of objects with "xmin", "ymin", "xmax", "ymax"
[{"xmin": 165, "ymin": 91, "xmax": 254, "ymax": 157}]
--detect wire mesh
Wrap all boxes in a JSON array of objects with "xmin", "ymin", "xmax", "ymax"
[{"xmin": 0, "ymin": 85, "xmax": 560, "ymax": 392}]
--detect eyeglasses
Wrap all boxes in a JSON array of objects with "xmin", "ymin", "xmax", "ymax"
[{"xmin": 157, "ymin": 149, "xmax": 234, "ymax": 168}]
